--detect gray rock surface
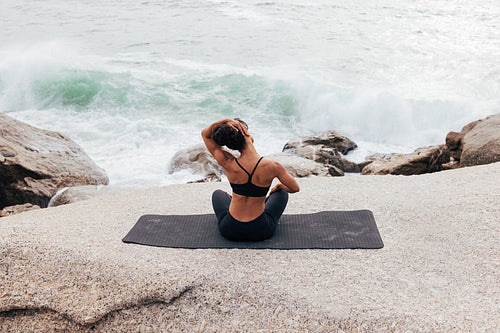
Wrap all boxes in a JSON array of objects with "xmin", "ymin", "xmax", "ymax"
[
  {"xmin": 266, "ymin": 153, "xmax": 335, "ymax": 177},
  {"xmin": 283, "ymin": 130, "xmax": 357, "ymax": 156},
  {"xmin": 460, "ymin": 113, "xmax": 500, "ymax": 167},
  {"xmin": 0, "ymin": 113, "xmax": 108, "ymax": 209},
  {"xmin": 445, "ymin": 113, "xmax": 500, "ymax": 167},
  {"xmin": 361, "ymin": 145, "xmax": 450, "ymax": 175},
  {"xmin": 0, "ymin": 203, "xmax": 41, "ymax": 217},
  {"xmin": 283, "ymin": 130, "xmax": 359, "ymax": 174},
  {"xmin": 48, "ymin": 185, "xmax": 119, "ymax": 207},
  {"xmin": 0, "ymin": 162, "xmax": 498, "ymax": 331},
  {"xmin": 168, "ymin": 144, "xmax": 224, "ymax": 182}
]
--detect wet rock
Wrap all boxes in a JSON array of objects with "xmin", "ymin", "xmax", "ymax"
[
  {"xmin": 0, "ymin": 203, "xmax": 41, "ymax": 217},
  {"xmin": 365, "ymin": 153, "xmax": 401, "ymax": 161},
  {"xmin": 445, "ymin": 131, "xmax": 464, "ymax": 160},
  {"xmin": 48, "ymin": 185, "xmax": 113, "ymax": 207},
  {"xmin": 0, "ymin": 113, "xmax": 109, "ymax": 209},
  {"xmin": 442, "ymin": 159, "xmax": 460, "ymax": 170},
  {"xmin": 445, "ymin": 113, "xmax": 500, "ymax": 167},
  {"xmin": 187, "ymin": 175, "xmax": 221, "ymax": 184},
  {"xmin": 361, "ymin": 145, "xmax": 450, "ymax": 175},
  {"xmin": 359, "ymin": 153, "xmax": 402, "ymax": 172},
  {"xmin": 460, "ymin": 113, "xmax": 500, "ymax": 167},
  {"xmin": 283, "ymin": 130, "xmax": 357, "ymax": 156},
  {"xmin": 168, "ymin": 144, "xmax": 224, "ymax": 182},
  {"xmin": 357, "ymin": 160, "xmax": 373, "ymax": 172},
  {"xmin": 266, "ymin": 153, "xmax": 335, "ymax": 177},
  {"xmin": 283, "ymin": 130, "xmax": 358, "ymax": 174}
]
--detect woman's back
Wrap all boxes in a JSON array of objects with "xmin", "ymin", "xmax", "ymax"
[
  {"xmin": 202, "ymin": 118, "xmax": 299, "ymax": 240},
  {"xmin": 227, "ymin": 156, "xmax": 272, "ymax": 189},
  {"xmin": 226, "ymin": 156, "xmax": 275, "ymax": 221}
]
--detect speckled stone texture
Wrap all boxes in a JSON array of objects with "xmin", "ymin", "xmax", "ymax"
[{"xmin": 1, "ymin": 162, "xmax": 499, "ymax": 332}]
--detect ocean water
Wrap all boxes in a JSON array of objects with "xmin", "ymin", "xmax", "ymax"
[{"xmin": 1, "ymin": 0, "xmax": 499, "ymax": 186}]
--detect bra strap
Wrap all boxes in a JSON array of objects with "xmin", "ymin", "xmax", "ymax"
[
  {"xmin": 235, "ymin": 158, "xmax": 251, "ymax": 177},
  {"xmin": 249, "ymin": 157, "xmax": 264, "ymax": 181}
]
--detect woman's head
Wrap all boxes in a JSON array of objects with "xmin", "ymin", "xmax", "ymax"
[{"xmin": 212, "ymin": 119, "xmax": 248, "ymax": 151}]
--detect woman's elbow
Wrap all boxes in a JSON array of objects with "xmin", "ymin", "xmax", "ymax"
[{"xmin": 289, "ymin": 183, "xmax": 300, "ymax": 193}]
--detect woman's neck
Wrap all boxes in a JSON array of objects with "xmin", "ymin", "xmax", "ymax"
[{"xmin": 239, "ymin": 144, "xmax": 259, "ymax": 158}]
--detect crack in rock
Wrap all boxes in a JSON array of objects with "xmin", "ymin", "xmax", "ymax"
[{"xmin": 0, "ymin": 286, "xmax": 193, "ymax": 327}]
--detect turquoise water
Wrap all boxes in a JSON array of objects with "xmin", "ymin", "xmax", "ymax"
[{"xmin": 1, "ymin": 0, "xmax": 499, "ymax": 185}]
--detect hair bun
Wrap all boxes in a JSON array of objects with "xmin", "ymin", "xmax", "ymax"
[{"xmin": 212, "ymin": 124, "xmax": 247, "ymax": 151}]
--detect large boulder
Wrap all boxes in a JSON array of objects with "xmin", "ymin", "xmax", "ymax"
[
  {"xmin": 361, "ymin": 145, "xmax": 450, "ymax": 175},
  {"xmin": 283, "ymin": 130, "xmax": 357, "ymax": 155},
  {"xmin": 0, "ymin": 113, "xmax": 109, "ymax": 209},
  {"xmin": 460, "ymin": 114, "xmax": 500, "ymax": 167},
  {"xmin": 445, "ymin": 113, "xmax": 500, "ymax": 167},
  {"xmin": 168, "ymin": 144, "xmax": 224, "ymax": 182},
  {"xmin": 283, "ymin": 130, "xmax": 359, "ymax": 173},
  {"xmin": 445, "ymin": 119, "xmax": 483, "ymax": 162},
  {"xmin": 47, "ymin": 185, "xmax": 116, "ymax": 207},
  {"xmin": 266, "ymin": 153, "xmax": 341, "ymax": 177}
]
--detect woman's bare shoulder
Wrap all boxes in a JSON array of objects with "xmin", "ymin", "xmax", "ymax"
[{"xmin": 261, "ymin": 157, "xmax": 285, "ymax": 173}]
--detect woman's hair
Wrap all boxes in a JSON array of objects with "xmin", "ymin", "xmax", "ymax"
[{"xmin": 212, "ymin": 121, "xmax": 247, "ymax": 151}]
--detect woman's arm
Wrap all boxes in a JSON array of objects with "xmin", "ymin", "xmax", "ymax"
[
  {"xmin": 201, "ymin": 118, "xmax": 249, "ymax": 168},
  {"xmin": 270, "ymin": 161, "xmax": 300, "ymax": 194}
]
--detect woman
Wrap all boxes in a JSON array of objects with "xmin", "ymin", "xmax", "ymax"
[{"xmin": 202, "ymin": 118, "xmax": 300, "ymax": 241}]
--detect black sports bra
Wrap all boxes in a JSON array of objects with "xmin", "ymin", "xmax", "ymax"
[{"xmin": 230, "ymin": 157, "xmax": 270, "ymax": 197}]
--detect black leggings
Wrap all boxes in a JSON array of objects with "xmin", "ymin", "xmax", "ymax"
[{"xmin": 212, "ymin": 189, "xmax": 289, "ymax": 241}]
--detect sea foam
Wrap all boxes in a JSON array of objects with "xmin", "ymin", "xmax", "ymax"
[{"xmin": 2, "ymin": 42, "xmax": 498, "ymax": 185}]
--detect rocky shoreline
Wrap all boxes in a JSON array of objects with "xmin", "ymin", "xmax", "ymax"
[
  {"xmin": 1, "ymin": 112, "xmax": 500, "ymax": 216},
  {"xmin": 0, "ymin": 113, "xmax": 108, "ymax": 216},
  {"xmin": 1, "ymin": 162, "xmax": 499, "ymax": 331},
  {"xmin": 169, "ymin": 113, "xmax": 500, "ymax": 181},
  {"xmin": 1, "ymin": 112, "xmax": 499, "ymax": 331}
]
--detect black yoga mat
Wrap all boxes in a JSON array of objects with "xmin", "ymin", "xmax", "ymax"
[{"xmin": 122, "ymin": 210, "xmax": 383, "ymax": 249}]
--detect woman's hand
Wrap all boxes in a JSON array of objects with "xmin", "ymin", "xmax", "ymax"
[
  {"xmin": 202, "ymin": 118, "xmax": 248, "ymax": 139},
  {"xmin": 225, "ymin": 119, "xmax": 250, "ymax": 137},
  {"xmin": 201, "ymin": 118, "xmax": 251, "ymax": 169},
  {"xmin": 270, "ymin": 183, "xmax": 286, "ymax": 194}
]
